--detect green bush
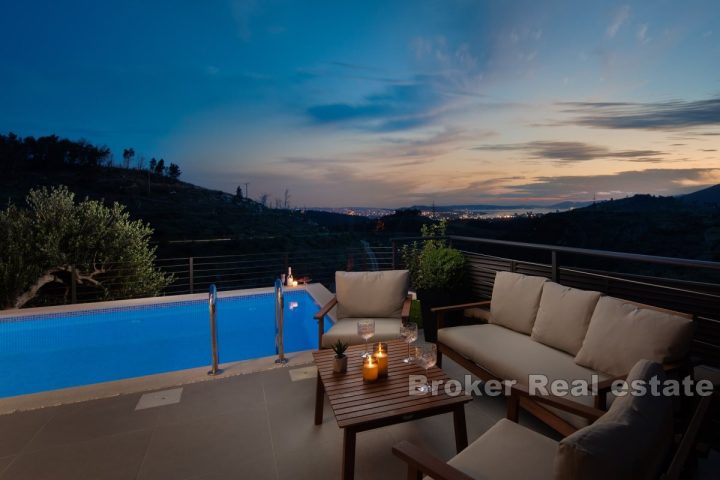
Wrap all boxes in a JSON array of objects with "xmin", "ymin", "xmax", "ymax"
[
  {"xmin": 416, "ymin": 246, "xmax": 465, "ymax": 290},
  {"xmin": 400, "ymin": 220, "xmax": 465, "ymax": 291}
]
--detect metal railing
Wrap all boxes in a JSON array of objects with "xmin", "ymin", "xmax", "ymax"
[
  {"xmin": 391, "ymin": 235, "xmax": 720, "ymax": 368},
  {"xmin": 208, "ymin": 284, "xmax": 220, "ymax": 375},
  {"xmin": 24, "ymin": 245, "xmax": 395, "ymax": 307},
  {"xmin": 274, "ymin": 278, "xmax": 287, "ymax": 364}
]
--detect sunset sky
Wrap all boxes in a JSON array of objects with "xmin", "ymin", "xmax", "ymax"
[{"xmin": 1, "ymin": 0, "xmax": 719, "ymax": 207}]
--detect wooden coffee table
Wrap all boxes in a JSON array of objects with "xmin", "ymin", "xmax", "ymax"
[{"xmin": 313, "ymin": 339, "xmax": 472, "ymax": 480}]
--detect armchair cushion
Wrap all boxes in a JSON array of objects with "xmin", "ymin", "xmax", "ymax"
[
  {"xmin": 489, "ymin": 272, "xmax": 547, "ymax": 334},
  {"xmin": 555, "ymin": 360, "xmax": 673, "ymax": 480},
  {"xmin": 574, "ymin": 296, "xmax": 693, "ymax": 376},
  {"xmin": 444, "ymin": 418, "xmax": 557, "ymax": 480},
  {"xmin": 531, "ymin": 282, "xmax": 602, "ymax": 356},
  {"xmin": 321, "ymin": 317, "xmax": 402, "ymax": 348},
  {"xmin": 335, "ymin": 270, "xmax": 409, "ymax": 319}
]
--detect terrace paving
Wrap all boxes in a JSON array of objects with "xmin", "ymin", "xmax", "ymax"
[{"xmin": 0, "ymin": 356, "xmax": 717, "ymax": 480}]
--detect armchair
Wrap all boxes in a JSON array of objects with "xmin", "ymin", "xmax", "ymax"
[
  {"xmin": 393, "ymin": 360, "xmax": 709, "ymax": 480},
  {"xmin": 313, "ymin": 270, "xmax": 412, "ymax": 348}
]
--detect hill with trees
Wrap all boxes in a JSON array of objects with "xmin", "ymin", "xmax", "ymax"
[{"xmin": 0, "ymin": 133, "xmax": 344, "ymax": 256}]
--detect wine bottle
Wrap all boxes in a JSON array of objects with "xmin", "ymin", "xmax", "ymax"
[{"xmin": 286, "ymin": 267, "xmax": 293, "ymax": 286}]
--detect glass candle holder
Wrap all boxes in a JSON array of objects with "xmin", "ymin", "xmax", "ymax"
[
  {"xmin": 362, "ymin": 355, "xmax": 379, "ymax": 382},
  {"xmin": 372, "ymin": 342, "xmax": 389, "ymax": 378}
]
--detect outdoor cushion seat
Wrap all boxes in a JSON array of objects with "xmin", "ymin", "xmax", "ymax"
[
  {"xmin": 435, "ymin": 271, "xmax": 693, "ymax": 435},
  {"xmin": 320, "ymin": 317, "xmax": 402, "ymax": 348},
  {"xmin": 397, "ymin": 360, "xmax": 680, "ymax": 480},
  {"xmin": 438, "ymin": 323, "xmax": 611, "ymax": 427},
  {"xmin": 426, "ymin": 418, "xmax": 557, "ymax": 480},
  {"xmin": 315, "ymin": 270, "xmax": 411, "ymax": 348}
]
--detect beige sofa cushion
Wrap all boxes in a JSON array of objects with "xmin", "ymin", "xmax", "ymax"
[
  {"xmin": 441, "ymin": 418, "xmax": 557, "ymax": 480},
  {"xmin": 575, "ymin": 296, "xmax": 693, "ymax": 376},
  {"xmin": 489, "ymin": 272, "xmax": 548, "ymax": 334},
  {"xmin": 335, "ymin": 270, "xmax": 409, "ymax": 319},
  {"xmin": 555, "ymin": 360, "xmax": 673, "ymax": 480},
  {"xmin": 438, "ymin": 324, "xmax": 610, "ymax": 428},
  {"xmin": 531, "ymin": 282, "xmax": 602, "ymax": 355},
  {"xmin": 321, "ymin": 317, "xmax": 402, "ymax": 348}
]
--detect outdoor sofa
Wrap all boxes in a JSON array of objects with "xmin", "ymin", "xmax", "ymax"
[
  {"xmin": 314, "ymin": 270, "xmax": 411, "ymax": 348},
  {"xmin": 434, "ymin": 271, "xmax": 695, "ymax": 434},
  {"xmin": 393, "ymin": 359, "xmax": 711, "ymax": 480}
]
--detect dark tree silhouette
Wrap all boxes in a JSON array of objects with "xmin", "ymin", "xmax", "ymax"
[
  {"xmin": 0, "ymin": 133, "xmax": 110, "ymax": 175},
  {"xmin": 167, "ymin": 163, "xmax": 181, "ymax": 179},
  {"xmin": 122, "ymin": 148, "xmax": 135, "ymax": 169},
  {"xmin": 155, "ymin": 159, "xmax": 165, "ymax": 175},
  {"xmin": 149, "ymin": 158, "xmax": 157, "ymax": 172},
  {"xmin": 236, "ymin": 186, "xmax": 243, "ymax": 199}
]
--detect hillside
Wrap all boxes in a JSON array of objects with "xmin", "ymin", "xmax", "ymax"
[
  {"xmin": 0, "ymin": 165, "xmax": 338, "ymax": 256},
  {"xmin": 682, "ymin": 184, "xmax": 720, "ymax": 206}
]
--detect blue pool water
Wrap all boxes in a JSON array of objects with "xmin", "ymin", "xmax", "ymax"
[{"xmin": 0, "ymin": 290, "xmax": 330, "ymax": 398}]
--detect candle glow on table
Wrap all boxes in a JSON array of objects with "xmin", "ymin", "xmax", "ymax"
[
  {"xmin": 362, "ymin": 355, "xmax": 379, "ymax": 382},
  {"xmin": 373, "ymin": 342, "xmax": 388, "ymax": 378}
]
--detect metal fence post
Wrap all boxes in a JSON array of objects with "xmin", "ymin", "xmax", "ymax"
[
  {"xmin": 70, "ymin": 266, "xmax": 77, "ymax": 304},
  {"xmin": 189, "ymin": 257, "xmax": 194, "ymax": 294},
  {"xmin": 392, "ymin": 240, "xmax": 397, "ymax": 269},
  {"xmin": 551, "ymin": 251, "xmax": 559, "ymax": 282}
]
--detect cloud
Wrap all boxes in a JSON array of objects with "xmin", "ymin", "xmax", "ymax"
[
  {"xmin": 559, "ymin": 97, "xmax": 720, "ymax": 130},
  {"xmin": 305, "ymin": 80, "xmax": 445, "ymax": 131},
  {"xmin": 473, "ymin": 141, "xmax": 665, "ymax": 163},
  {"xmin": 606, "ymin": 5, "xmax": 630, "ymax": 38},
  {"xmin": 636, "ymin": 24, "xmax": 649, "ymax": 43}
]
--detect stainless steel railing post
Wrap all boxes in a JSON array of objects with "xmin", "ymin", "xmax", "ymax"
[
  {"xmin": 274, "ymin": 278, "xmax": 288, "ymax": 364},
  {"xmin": 208, "ymin": 284, "xmax": 221, "ymax": 375}
]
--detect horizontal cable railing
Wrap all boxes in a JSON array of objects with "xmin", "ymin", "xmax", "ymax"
[{"xmin": 27, "ymin": 246, "xmax": 394, "ymax": 307}]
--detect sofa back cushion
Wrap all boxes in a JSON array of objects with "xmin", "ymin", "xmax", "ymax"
[
  {"xmin": 531, "ymin": 282, "xmax": 602, "ymax": 355},
  {"xmin": 335, "ymin": 270, "xmax": 409, "ymax": 319},
  {"xmin": 574, "ymin": 296, "xmax": 693, "ymax": 376},
  {"xmin": 555, "ymin": 360, "xmax": 673, "ymax": 480},
  {"xmin": 489, "ymin": 272, "xmax": 547, "ymax": 334}
]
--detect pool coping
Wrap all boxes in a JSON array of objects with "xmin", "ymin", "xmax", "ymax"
[{"xmin": 0, "ymin": 283, "xmax": 336, "ymax": 415}]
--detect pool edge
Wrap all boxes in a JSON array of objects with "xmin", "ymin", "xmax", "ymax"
[{"xmin": 0, "ymin": 283, "xmax": 335, "ymax": 415}]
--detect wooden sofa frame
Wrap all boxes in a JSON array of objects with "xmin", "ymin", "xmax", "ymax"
[
  {"xmin": 432, "ymin": 301, "xmax": 693, "ymax": 437},
  {"xmin": 392, "ymin": 383, "xmax": 712, "ymax": 480}
]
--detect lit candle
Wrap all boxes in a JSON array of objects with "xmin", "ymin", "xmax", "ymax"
[
  {"xmin": 373, "ymin": 342, "xmax": 388, "ymax": 378},
  {"xmin": 362, "ymin": 355, "xmax": 379, "ymax": 382},
  {"xmin": 292, "ymin": 280, "xmax": 298, "ymax": 287}
]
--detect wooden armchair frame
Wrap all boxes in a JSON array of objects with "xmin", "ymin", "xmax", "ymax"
[{"xmin": 313, "ymin": 295, "xmax": 412, "ymax": 348}]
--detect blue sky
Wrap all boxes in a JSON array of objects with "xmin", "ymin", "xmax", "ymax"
[{"xmin": 1, "ymin": 0, "xmax": 719, "ymax": 207}]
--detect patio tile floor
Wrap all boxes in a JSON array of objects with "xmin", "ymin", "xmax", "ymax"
[{"xmin": 0, "ymin": 357, "xmax": 716, "ymax": 480}]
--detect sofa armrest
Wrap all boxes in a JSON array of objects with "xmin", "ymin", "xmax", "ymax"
[
  {"xmin": 507, "ymin": 384, "xmax": 605, "ymax": 424},
  {"xmin": 401, "ymin": 296, "xmax": 412, "ymax": 322},
  {"xmin": 392, "ymin": 441, "xmax": 474, "ymax": 480},
  {"xmin": 594, "ymin": 360, "xmax": 693, "ymax": 409},
  {"xmin": 431, "ymin": 300, "xmax": 491, "ymax": 315},
  {"xmin": 432, "ymin": 300, "xmax": 491, "ymax": 330}
]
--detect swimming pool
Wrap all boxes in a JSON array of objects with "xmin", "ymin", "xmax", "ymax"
[{"xmin": 0, "ymin": 290, "xmax": 331, "ymax": 398}]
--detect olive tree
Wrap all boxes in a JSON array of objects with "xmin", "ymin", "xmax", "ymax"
[{"xmin": 0, "ymin": 186, "xmax": 172, "ymax": 308}]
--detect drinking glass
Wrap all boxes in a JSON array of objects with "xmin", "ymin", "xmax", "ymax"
[
  {"xmin": 400, "ymin": 322, "xmax": 419, "ymax": 363},
  {"xmin": 357, "ymin": 319, "xmax": 375, "ymax": 358},
  {"xmin": 413, "ymin": 344, "xmax": 437, "ymax": 393}
]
